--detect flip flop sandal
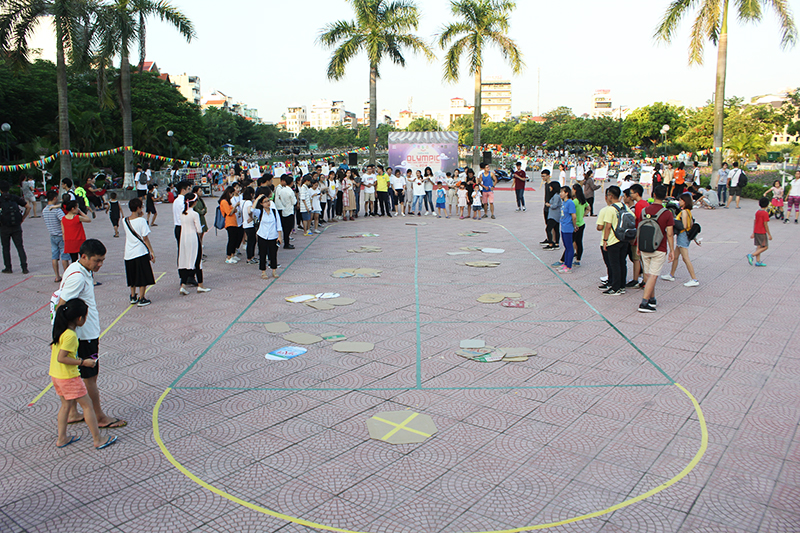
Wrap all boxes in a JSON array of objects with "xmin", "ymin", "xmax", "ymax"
[
  {"xmin": 67, "ymin": 417, "xmax": 84, "ymax": 425},
  {"xmin": 98, "ymin": 418, "xmax": 127, "ymax": 429},
  {"xmin": 95, "ymin": 436, "xmax": 118, "ymax": 450},
  {"xmin": 57, "ymin": 435, "xmax": 80, "ymax": 448}
]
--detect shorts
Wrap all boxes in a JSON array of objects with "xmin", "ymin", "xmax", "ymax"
[
  {"xmin": 436, "ymin": 202, "xmax": 446, "ymax": 209},
  {"xmin": 395, "ymin": 190, "xmax": 405, "ymax": 204},
  {"xmin": 472, "ymin": 205, "xmax": 482, "ymax": 212},
  {"xmin": 729, "ymin": 186, "xmax": 741, "ymax": 197},
  {"xmin": 787, "ymin": 196, "xmax": 800, "ymax": 211},
  {"xmin": 754, "ymin": 233, "xmax": 768, "ymax": 248},
  {"xmin": 447, "ymin": 189, "xmax": 458, "ymax": 205},
  {"xmin": 50, "ymin": 235, "xmax": 70, "ymax": 261},
  {"xmin": 78, "ymin": 338, "xmax": 99, "ymax": 379},
  {"xmin": 640, "ymin": 251, "xmax": 667, "ymax": 276},
  {"xmin": 364, "ymin": 191, "xmax": 375, "ymax": 203},
  {"xmin": 301, "ymin": 212, "xmax": 311, "ymax": 221},
  {"xmin": 676, "ymin": 232, "xmax": 690, "ymax": 248},
  {"xmin": 481, "ymin": 191, "xmax": 494, "ymax": 204},
  {"xmin": 51, "ymin": 376, "xmax": 87, "ymax": 400}
]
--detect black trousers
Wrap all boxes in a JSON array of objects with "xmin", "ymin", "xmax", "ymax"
[
  {"xmin": 225, "ymin": 226, "xmax": 242, "ymax": 256},
  {"xmin": 319, "ymin": 202, "xmax": 326, "ymax": 222},
  {"xmin": 245, "ymin": 227, "xmax": 257, "ymax": 260},
  {"xmin": 280, "ymin": 214, "xmax": 294, "ymax": 248},
  {"xmin": 377, "ymin": 191, "xmax": 391, "ymax": 216},
  {"xmin": 336, "ymin": 192, "xmax": 343, "ymax": 216},
  {"xmin": 258, "ymin": 236, "xmax": 279, "ymax": 271},
  {"xmin": 607, "ymin": 242, "xmax": 627, "ymax": 291},
  {"xmin": 0, "ymin": 226, "xmax": 27, "ymax": 270},
  {"xmin": 586, "ymin": 197, "xmax": 595, "ymax": 216},
  {"xmin": 546, "ymin": 219, "xmax": 560, "ymax": 245}
]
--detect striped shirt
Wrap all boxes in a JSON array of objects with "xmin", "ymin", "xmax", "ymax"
[{"xmin": 42, "ymin": 205, "xmax": 64, "ymax": 236}]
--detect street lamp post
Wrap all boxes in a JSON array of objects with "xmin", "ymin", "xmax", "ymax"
[
  {"xmin": 1, "ymin": 123, "xmax": 10, "ymax": 162},
  {"xmin": 660, "ymin": 124, "xmax": 670, "ymax": 157},
  {"xmin": 167, "ymin": 130, "xmax": 174, "ymax": 159}
]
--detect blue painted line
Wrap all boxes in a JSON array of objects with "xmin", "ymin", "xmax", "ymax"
[
  {"xmin": 415, "ymin": 227, "xmax": 422, "ymax": 389},
  {"xmin": 168, "ymin": 232, "xmax": 323, "ymax": 388}
]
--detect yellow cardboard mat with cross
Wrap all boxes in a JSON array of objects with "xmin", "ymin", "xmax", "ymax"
[{"xmin": 366, "ymin": 411, "xmax": 438, "ymax": 444}]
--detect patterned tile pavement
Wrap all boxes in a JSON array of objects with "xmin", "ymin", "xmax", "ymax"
[{"xmin": 1, "ymin": 189, "xmax": 799, "ymax": 532}]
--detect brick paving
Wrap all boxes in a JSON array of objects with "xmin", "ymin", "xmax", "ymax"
[{"xmin": 1, "ymin": 190, "xmax": 798, "ymax": 532}]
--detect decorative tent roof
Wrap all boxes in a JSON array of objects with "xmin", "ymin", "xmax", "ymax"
[{"xmin": 388, "ymin": 131, "xmax": 459, "ymax": 144}]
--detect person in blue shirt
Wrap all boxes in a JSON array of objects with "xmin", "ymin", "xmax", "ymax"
[
  {"xmin": 558, "ymin": 186, "xmax": 577, "ymax": 272},
  {"xmin": 478, "ymin": 162, "xmax": 498, "ymax": 219}
]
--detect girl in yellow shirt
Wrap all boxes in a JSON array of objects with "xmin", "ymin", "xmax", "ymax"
[{"xmin": 50, "ymin": 298, "xmax": 117, "ymax": 450}]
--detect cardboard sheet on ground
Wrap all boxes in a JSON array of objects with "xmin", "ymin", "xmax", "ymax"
[
  {"xmin": 327, "ymin": 297, "xmax": 356, "ymax": 306},
  {"xmin": 321, "ymin": 332, "xmax": 347, "ymax": 342},
  {"xmin": 477, "ymin": 293, "xmax": 505, "ymax": 304},
  {"xmin": 448, "ymin": 251, "xmax": 470, "ymax": 256},
  {"xmin": 348, "ymin": 246, "xmax": 382, "ymax": 253},
  {"xmin": 471, "ymin": 348, "xmax": 505, "ymax": 363},
  {"xmin": 482, "ymin": 248, "xmax": 505, "ymax": 254},
  {"xmin": 283, "ymin": 332, "xmax": 324, "ymax": 345},
  {"xmin": 456, "ymin": 347, "xmax": 492, "ymax": 358},
  {"xmin": 405, "ymin": 222, "xmax": 427, "ymax": 226},
  {"xmin": 353, "ymin": 268, "xmax": 381, "ymax": 278},
  {"xmin": 463, "ymin": 261, "xmax": 500, "ymax": 268},
  {"xmin": 305, "ymin": 301, "xmax": 336, "ymax": 311},
  {"xmin": 460, "ymin": 246, "xmax": 483, "ymax": 251},
  {"xmin": 340, "ymin": 235, "xmax": 364, "ymax": 239},
  {"xmin": 265, "ymin": 322, "xmax": 291, "ymax": 334},
  {"xmin": 285, "ymin": 294, "xmax": 318, "ymax": 303},
  {"xmin": 367, "ymin": 411, "xmax": 437, "ymax": 444},
  {"xmin": 331, "ymin": 341, "xmax": 374, "ymax": 353},
  {"xmin": 460, "ymin": 339, "xmax": 486, "ymax": 349},
  {"xmin": 332, "ymin": 269, "xmax": 355, "ymax": 278},
  {"xmin": 500, "ymin": 347, "xmax": 537, "ymax": 361},
  {"xmin": 315, "ymin": 293, "xmax": 341, "ymax": 299},
  {"xmin": 265, "ymin": 346, "xmax": 307, "ymax": 361},
  {"xmin": 459, "ymin": 232, "xmax": 481, "ymax": 237}
]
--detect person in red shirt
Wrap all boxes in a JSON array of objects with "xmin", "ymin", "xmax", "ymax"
[
  {"xmin": 748, "ymin": 197, "xmax": 772, "ymax": 267},
  {"xmin": 637, "ymin": 185, "xmax": 674, "ymax": 313},
  {"xmin": 513, "ymin": 161, "xmax": 529, "ymax": 212}
]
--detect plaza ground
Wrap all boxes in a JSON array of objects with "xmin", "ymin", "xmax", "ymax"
[{"xmin": 1, "ymin": 189, "xmax": 798, "ymax": 532}]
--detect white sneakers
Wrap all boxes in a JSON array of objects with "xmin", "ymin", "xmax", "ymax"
[
  {"xmin": 197, "ymin": 287, "xmax": 211, "ymax": 293},
  {"xmin": 660, "ymin": 274, "xmax": 675, "ymax": 281},
  {"xmin": 660, "ymin": 274, "xmax": 699, "ymax": 287},
  {"xmin": 179, "ymin": 287, "xmax": 189, "ymax": 295}
]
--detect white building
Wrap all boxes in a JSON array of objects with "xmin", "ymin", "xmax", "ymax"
[
  {"xmin": 480, "ymin": 78, "xmax": 512, "ymax": 122},
  {"xmin": 286, "ymin": 105, "xmax": 307, "ymax": 137},
  {"xmin": 172, "ymin": 73, "xmax": 201, "ymax": 106},
  {"xmin": 590, "ymin": 89, "xmax": 613, "ymax": 118},
  {"xmin": 309, "ymin": 99, "xmax": 345, "ymax": 129}
]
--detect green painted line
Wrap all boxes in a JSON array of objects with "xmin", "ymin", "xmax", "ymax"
[
  {"xmin": 415, "ymin": 227, "xmax": 422, "ymax": 389},
  {"xmin": 171, "ymin": 382, "xmax": 672, "ymax": 393},
  {"xmin": 169, "ymin": 232, "xmax": 323, "ymax": 388},
  {"xmin": 499, "ymin": 224, "xmax": 675, "ymax": 384}
]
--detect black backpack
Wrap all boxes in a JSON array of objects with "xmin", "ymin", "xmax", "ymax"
[
  {"xmin": 612, "ymin": 204, "xmax": 637, "ymax": 243},
  {"xmin": 137, "ymin": 172, "xmax": 147, "ymax": 185},
  {"xmin": 738, "ymin": 171, "xmax": 748, "ymax": 188},
  {"xmin": 637, "ymin": 206, "xmax": 668, "ymax": 253},
  {"xmin": 0, "ymin": 195, "xmax": 22, "ymax": 227}
]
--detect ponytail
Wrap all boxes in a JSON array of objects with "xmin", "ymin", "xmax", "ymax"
[
  {"xmin": 183, "ymin": 193, "xmax": 197, "ymax": 215},
  {"xmin": 51, "ymin": 298, "xmax": 88, "ymax": 345}
]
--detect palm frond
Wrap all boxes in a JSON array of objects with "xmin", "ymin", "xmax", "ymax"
[
  {"xmin": 326, "ymin": 33, "xmax": 363, "ymax": 80},
  {"xmin": 317, "ymin": 19, "xmax": 359, "ymax": 47},
  {"xmin": 763, "ymin": 0, "xmax": 797, "ymax": 48},
  {"xmin": 442, "ymin": 34, "xmax": 469, "ymax": 82},
  {"xmin": 654, "ymin": 0, "xmax": 697, "ymax": 42},
  {"xmin": 736, "ymin": 0, "xmax": 762, "ymax": 22},
  {"xmin": 392, "ymin": 33, "xmax": 434, "ymax": 61},
  {"xmin": 486, "ymin": 30, "xmax": 523, "ymax": 73},
  {"xmin": 437, "ymin": 21, "xmax": 471, "ymax": 47},
  {"xmin": 140, "ymin": 0, "xmax": 196, "ymax": 41}
]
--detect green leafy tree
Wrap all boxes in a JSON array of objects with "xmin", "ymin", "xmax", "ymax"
[
  {"xmin": 0, "ymin": 59, "xmax": 59, "ymax": 158},
  {"xmin": 0, "ymin": 0, "xmax": 97, "ymax": 179},
  {"xmin": 319, "ymin": 0, "xmax": 433, "ymax": 164},
  {"xmin": 727, "ymin": 132, "xmax": 768, "ymax": 162},
  {"xmin": 407, "ymin": 117, "xmax": 442, "ymax": 132},
  {"xmin": 622, "ymin": 102, "xmax": 687, "ymax": 149},
  {"xmin": 655, "ymin": 0, "xmax": 796, "ymax": 176},
  {"xmin": 439, "ymin": 0, "xmax": 524, "ymax": 166},
  {"xmin": 203, "ymin": 107, "xmax": 240, "ymax": 150},
  {"xmin": 541, "ymin": 106, "xmax": 576, "ymax": 125}
]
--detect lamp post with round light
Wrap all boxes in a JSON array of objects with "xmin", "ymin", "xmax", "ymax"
[
  {"xmin": 660, "ymin": 124, "xmax": 670, "ymax": 157},
  {"xmin": 1, "ymin": 123, "xmax": 10, "ymax": 162},
  {"xmin": 167, "ymin": 130, "xmax": 174, "ymax": 159}
]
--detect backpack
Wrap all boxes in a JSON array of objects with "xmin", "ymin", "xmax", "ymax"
[
  {"xmin": 612, "ymin": 204, "xmax": 637, "ymax": 242},
  {"xmin": 738, "ymin": 171, "xmax": 748, "ymax": 188},
  {"xmin": 686, "ymin": 220, "xmax": 702, "ymax": 241},
  {"xmin": 49, "ymin": 271, "xmax": 84, "ymax": 325},
  {"xmin": 0, "ymin": 195, "xmax": 23, "ymax": 227},
  {"xmin": 213, "ymin": 205, "xmax": 225, "ymax": 231},
  {"xmin": 137, "ymin": 172, "xmax": 147, "ymax": 185},
  {"xmin": 637, "ymin": 207, "xmax": 668, "ymax": 253}
]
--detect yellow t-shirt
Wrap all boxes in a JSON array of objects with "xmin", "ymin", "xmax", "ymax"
[
  {"xmin": 376, "ymin": 173, "xmax": 390, "ymax": 193},
  {"xmin": 597, "ymin": 204, "xmax": 620, "ymax": 246},
  {"xmin": 49, "ymin": 329, "xmax": 80, "ymax": 379}
]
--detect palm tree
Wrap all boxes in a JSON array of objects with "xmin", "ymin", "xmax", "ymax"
[
  {"xmin": 655, "ymin": 0, "xmax": 795, "ymax": 177},
  {"xmin": 0, "ymin": 0, "xmax": 96, "ymax": 181},
  {"xmin": 97, "ymin": 0, "xmax": 194, "ymax": 187},
  {"xmin": 439, "ymin": 0, "xmax": 524, "ymax": 167},
  {"xmin": 318, "ymin": 0, "xmax": 433, "ymax": 164}
]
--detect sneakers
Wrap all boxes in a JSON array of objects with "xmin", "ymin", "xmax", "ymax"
[
  {"xmin": 649, "ymin": 298, "xmax": 657, "ymax": 307},
  {"xmin": 746, "ymin": 253, "xmax": 754, "ymax": 266},
  {"xmin": 573, "ymin": 260, "xmax": 580, "ymax": 266},
  {"xmin": 638, "ymin": 303, "xmax": 656, "ymax": 313},
  {"xmin": 179, "ymin": 287, "xmax": 189, "ymax": 295},
  {"xmin": 661, "ymin": 274, "xmax": 675, "ymax": 282},
  {"xmin": 136, "ymin": 297, "xmax": 151, "ymax": 307},
  {"xmin": 313, "ymin": 229, "xmax": 322, "ymax": 234},
  {"xmin": 560, "ymin": 266, "xmax": 571, "ymax": 274},
  {"xmin": 602, "ymin": 288, "xmax": 623, "ymax": 295},
  {"xmin": 551, "ymin": 261, "xmax": 564, "ymax": 267},
  {"xmin": 491, "ymin": 215, "xmax": 496, "ymax": 219},
  {"xmin": 225, "ymin": 258, "xmax": 237, "ymax": 264},
  {"xmin": 625, "ymin": 280, "xmax": 639, "ymax": 288},
  {"xmin": 599, "ymin": 275, "xmax": 608, "ymax": 282},
  {"xmin": 539, "ymin": 240, "xmax": 550, "ymax": 245},
  {"xmin": 197, "ymin": 287, "xmax": 211, "ymax": 293},
  {"xmin": 1, "ymin": 268, "xmax": 11, "ymax": 274},
  {"xmin": 684, "ymin": 279, "xmax": 700, "ymax": 287},
  {"xmin": 515, "ymin": 208, "xmax": 521, "ymax": 212},
  {"xmin": 424, "ymin": 211, "xmax": 428, "ymax": 216},
  {"xmin": 522, "ymin": 207, "xmax": 526, "ymax": 212},
  {"xmin": 130, "ymin": 295, "xmax": 138, "ymax": 305},
  {"xmin": 598, "ymin": 283, "xmax": 610, "ymax": 290},
  {"xmin": 247, "ymin": 258, "xmax": 258, "ymax": 264},
  {"xmin": 755, "ymin": 262, "xmax": 767, "ymax": 267}
]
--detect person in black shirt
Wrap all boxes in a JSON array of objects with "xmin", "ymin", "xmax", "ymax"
[{"xmin": 0, "ymin": 180, "xmax": 31, "ymax": 274}]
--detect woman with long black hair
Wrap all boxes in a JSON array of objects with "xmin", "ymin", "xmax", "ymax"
[
  {"xmin": 219, "ymin": 186, "xmax": 240, "ymax": 264},
  {"xmin": 178, "ymin": 193, "xmax": 211, "ymax": 294}
]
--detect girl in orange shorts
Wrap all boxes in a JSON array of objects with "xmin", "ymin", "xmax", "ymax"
[{"xmin": 50, "ymin": 298, "xmax": 117, "ymax": 449}]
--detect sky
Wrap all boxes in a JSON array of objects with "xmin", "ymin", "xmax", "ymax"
[{"xmin": 33, "ymin": 0, "xmax": 800, "ymax": 122}]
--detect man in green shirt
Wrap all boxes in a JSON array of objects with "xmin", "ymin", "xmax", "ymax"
[{"xmin": 375, "ymin": 165, "xmax": 392, "ymax": 217}]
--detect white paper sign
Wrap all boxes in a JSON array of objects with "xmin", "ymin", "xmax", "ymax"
[{"xmin": 594, "ymin": 167, "xmax": 608, "ymax": 181}]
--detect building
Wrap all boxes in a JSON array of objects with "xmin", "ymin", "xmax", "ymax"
[
  {"xmin": 173, "ymin": 73, "xmax": 202, "ymax": 106},
  {"xmin": 286, "ymin": 105, "xmax": 307, "ymax": 137},
  {"xmin": 751, "ymin": 89, "xmax": 799, "ymax": 145},
  {"xmin": 343, "ymin": 111, "xmax": 358, "ymax": 129},
  {"xmin": 590, "ymin": 89, "xmax": 613, "ymax": 118},
  {"xmin": 480, "ymin": 78, "xmax": 512, "ymax": 122},
  {"xmin": 309, "ymin": 99, "xmax": 346, "ymax": 129},
  {"xmin": 202, "ymin": 90, "xmax": 233, "ymax": 112}
]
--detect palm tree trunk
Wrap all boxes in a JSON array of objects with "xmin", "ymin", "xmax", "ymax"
[
  {"xmin": 55, "ymin": 23, "xmax": 72, "ymax": 182},
  {"xmin": 369, "ymin": 64, "xmax": 377, "ymax": 165},
  {"xmin": 712, "ymin": 0, "xmax": 729, "ymax": 176},
  {"xmin": 473, "ymin": 66, "xmax": 482, "ymax": 168},
  {"xmin": 121, "ymin": 48, "xmax": 134, "ymax": 188}
]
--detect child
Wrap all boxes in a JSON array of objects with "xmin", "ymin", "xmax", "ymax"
[
  {"xmin": 42, "ymin": 190, "xmax": 70, "ymax": 282},
  {"xmin": 748, "ymin": 197, "xmax": 772, "ymax": 267},
  {"xmin": 764, "ymin": 180, "xmax": 784, "ymax": 220},
  {"xmin": 108, "ymin": 192, "xmax": 120, "ymax": 238},
  {"xmin": 50, "ymin": 298, "xmax": 117, "ymax": 450},
  {"xmin": 457, "ymin": 183, "xmax": 468, "ymax": 219},
  {"xmin": 145, "ymin": 183, "xmax": 158, "ymax": 226},
  {"xmin": 435, "ymin": 182, "xmax": 448, "ymax": 218},
  {"xmin": 61, "ymin": 200, "xmax": 92, "ymax": 262},
  {"xmin": 310, "ymin": 180, "xmax": 322, "ymax": 234},
  {"xmin": 471, "ymin": 183, "xmax": 483, "ymax": 219}
]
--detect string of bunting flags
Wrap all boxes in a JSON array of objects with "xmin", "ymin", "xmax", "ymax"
[{"xmin": 459, "ymin": 144, "xmax": 723, "ymax": 166}]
